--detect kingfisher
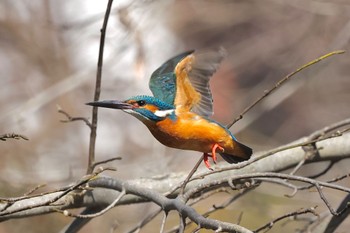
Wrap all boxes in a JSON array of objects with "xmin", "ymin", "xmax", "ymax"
[{"xmin": 87, "ymin": 48, "xmax": 252, "ymax": 169}]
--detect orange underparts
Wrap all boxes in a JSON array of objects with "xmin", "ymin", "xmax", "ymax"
[{"xmin": 203, "ymin": 143, "xmax": 225, "ymax": 169}]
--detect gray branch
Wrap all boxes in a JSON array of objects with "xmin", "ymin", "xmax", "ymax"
[{"xmin": 0, "ymin": 133, "xmax": 349, "ymax": 232}]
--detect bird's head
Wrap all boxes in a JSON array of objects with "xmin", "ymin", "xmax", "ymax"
[{"xmin": 87, "ymin": 95, "xmax": 176, "ymax": 123}]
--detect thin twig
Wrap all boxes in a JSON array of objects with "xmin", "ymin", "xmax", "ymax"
[
  {"xmin": 0, "ymin": 167, "xmax": 112, "ymax": 217},
  {"xmin": 254, "ymin": 178, "xmax": 298, "ymax": 198},
  {"xmin": 126, "ymin": 208, "xmax": 162, "ymax": 233},
  {"xmin": 24, "ymin": 184, "xmax": 47, "ymax": 196},
  {"xmin": 58, "ymin": 188, "xmax": 126, "ymax": 218},
  {"xmin": 315, "ymin": 184, "xmax": 338, "ymax": 216},
  {"xmin": 324, "ymin": 193, "xmax": 350, "ymax": 233},
  {"xmin": 227, "ymin": 50, "xmax": 345, "ymax": 128},
  {"xmin": 87, "ymin": 0, "xmax": 114, "ymax": 175},
  {"xmin": 254, "ymin": 206, "xmax": 318, "ymax": 233},
  {"xmin": 288, "ymin": 118, "xmax": 350, "ymax": 175},
  {"xmin": 307, "ymin": 118, "xmax": 350, "ymax": 140},
  {"xmin": 57, "ymin": 106, "xmax": 92, "ymax": 129},
  {"xmin": 204, "ymin": 185, "xmax": 257, "ymax": 217},
  {"xmin": 297, "ymin": 174, "xmax": 350, "ymax": 194},
  {"xmin": 180, "ymin": 155, "xmax": 204, "ymax": 196},
  {"xmin": 0, "ymin": 133, "xmax": 28, "ymax": 141},
  {"xmin": 308, "ymin": 161, "xmax": 336, "ymax": 179},
  {"xmin": 90, "ymin": 157, "xmax": 122, "ymax": 172},
  {"xmin": 160, "ymin": 211, "xmax": 168, "ymax": 233}
]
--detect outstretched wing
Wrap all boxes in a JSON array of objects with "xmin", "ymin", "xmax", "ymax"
[
  {"xmin": 174, "ymin": 48, "xmax": 225, "ymax": 117},
  {"xmin": 149, "ymin": 48, "xmax": 225, "ymax": 117},
  {"xmin": 149, "ymin": 51, "xmax": 194, "ymax": 107}
]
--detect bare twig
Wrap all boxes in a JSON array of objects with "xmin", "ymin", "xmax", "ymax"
[
  {"xmin": 58, "ymin": 188, "xmax": 126, "ymax": 218},
  {"xmin": 289, "ymin": 143, "xmax": 321, "ymax": 176},
  {"xmin": 314, "ymin": 181, "xmax": 350, "ymax": 217},
  {"xmin": 59, "ymin": 207, "xmax": 106, "ymax": 233},
  {"xmin": 307, "ymin": 161, "xmax": 336, "ymax": 179},
  {"xmin": 90, "ymin": 157, "xmax": 122, "ymax": 172},
  {"xmin": 57, "ymin": 106, "xmax": 92, "ymax": 129},
  {"xmin": 296, "ymin": 174, "xmax": 349, "ymax": 195},
  {"xmin": 180, "ymin": 155, "xmax": 203, "ymax": 196},
  {"xmin": 0, "ymin": 133, "xmax": 28, "ymax": 141},
  {"xmin": 307, "ymin": 118, "xmax": 350, "ymax": 140},
  {"xmin": 289, "ymin": 117, "xmax": 350, "ymax": 175},
  {"xmin": 0, "ymin": 167, "xmax": 112, "ymax": 217},
  {"xmin": 160, "ymin": 211, "xmax": 168, "ymax": 233},
  {"xmin": 24, "ymin": 184, "xmax": 47, "ymax": 196},
  {"xmin": 254, "ymin": 206, "xmax": 319, "ymax": 233},
  {"xmin": 226, "ymin": 50, "xmax": 345, "ymax": 128},
  {"xmin": 254, "ymin": 178, "xmax": 298, "ymax": 198},
  {"xmin": 326, "ymin": 174, "xmax": 350, "ymax": 184},
  {"xmin": 324, "ymin": 193, "xmax": 350, "ymax": 233},
  {"xmin": 87, "ymin": 0, "xmax": 114, "ymax": 175},
  {"xmin": 202, "ymin": 185, "xmax": 257, "ymax": 217},
  {"xmin": 126, "ymin": 208, "xmax": 162, "ymax": 233}
]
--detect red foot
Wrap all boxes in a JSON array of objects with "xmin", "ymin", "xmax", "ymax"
[
  {"xmin": 203, "ymin": 153, "xmax": 212, "ymax": 170},
  {"xmin": 211, "ymin": 143, "xmax": 224, "ymax": 164},
  {"xmin": 203, "ymin": 143, "xmax": 225, "ymax": 170}
]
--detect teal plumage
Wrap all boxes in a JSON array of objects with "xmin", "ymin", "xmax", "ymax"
[
  {"xmin": 149, "ymin": 49, "xmax": 225, "ymax": 117},
  {"xmin": 125, "ymin": 95, "xmax": 175, "ymax": 122},
  {"xmin": 149, "ymin": 51, "xmax": 193, "ymax": 106}
]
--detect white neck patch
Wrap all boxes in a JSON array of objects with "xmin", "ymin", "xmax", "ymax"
[{"xmin": 154, "ymin": 109, "xmax": 175, "ymax": 118}]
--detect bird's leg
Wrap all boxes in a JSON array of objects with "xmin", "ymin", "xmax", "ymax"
[
  {"xmin": 211, "ymin": 143, "xmax": 224, "ymax": 164},
  {"xmin": 203, "ymin": 153, "xmax": 213, "ymax": 170},
  {"xmin": 203, "ymin": 143, "xmax": 225, "ymax": 170}
]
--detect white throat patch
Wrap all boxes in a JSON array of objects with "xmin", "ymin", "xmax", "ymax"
[{"xmin": 154, "ymin": 109, "xmax": 175, "ymax": 118}]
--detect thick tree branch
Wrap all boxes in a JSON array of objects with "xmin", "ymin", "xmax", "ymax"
[{"xmin": 0, "ymin": 132, "xmax": 349, "ymax": 224}]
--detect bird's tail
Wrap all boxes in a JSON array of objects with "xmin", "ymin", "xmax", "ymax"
[{"xmin": 219, "ymin": 141, "xmax": 252, "ymax": 164}]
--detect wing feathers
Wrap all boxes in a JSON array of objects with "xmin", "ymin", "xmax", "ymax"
[
  {"xmin": 150, "ymin": 48, "xmax": 226, "ymax": 117},
  {"xmin": 149, "ymin": 51, "xmax": 194, "ymax": 106},
  {"xmin": 174, "ymin": 55, "xmax": 201, "ymax": 113},
  {"xmin": 175, "ymin": 48, "xmax": 226, "ymax": 117}
]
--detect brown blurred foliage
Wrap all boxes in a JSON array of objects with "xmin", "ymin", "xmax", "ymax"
[{"xmin": 0, "ymin": 0, "xmax": 349, "ymax": 232}]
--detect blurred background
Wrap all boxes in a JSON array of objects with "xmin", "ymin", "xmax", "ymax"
[{"xmin": 1, "ymin": 0, "xmax": 350, "ymax": 232}]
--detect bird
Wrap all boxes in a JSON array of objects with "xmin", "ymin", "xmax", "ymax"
[{"xmin": 87, "ymin": 48, "xmax": 252, "ymax": 169}]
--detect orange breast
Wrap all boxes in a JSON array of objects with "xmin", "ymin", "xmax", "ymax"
[{"xmin": 146, "ymin": 112, "xmax": 235, "ymax": 154}]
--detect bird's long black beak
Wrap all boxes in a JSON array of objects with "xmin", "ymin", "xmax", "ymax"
[{"xmin": 86, "ymin": 100, "xmax": 133, "ymax": 110}]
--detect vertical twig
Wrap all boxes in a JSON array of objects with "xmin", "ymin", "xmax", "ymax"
[
  {"xmin": 87, "ymin": 0, "xmax": 114, "ymax": 174},
  {"xmin": 180, "ymin": 155, "xmax": 204, "ymax": 196},
  {"xmin": 160, "ymin": 211, "xmax": 168, "ymax": 233}
]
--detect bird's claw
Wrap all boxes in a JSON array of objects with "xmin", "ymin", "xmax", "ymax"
[
  {"xmin": 203, "ymin": 153, "xmax": 214, "ymax": 170},
  {"xmin": 203, "ymin": 143, "xmax": 225, "ymax": 169}
]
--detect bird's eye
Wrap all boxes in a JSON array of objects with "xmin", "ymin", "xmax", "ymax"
[{"xmin": 137, "ymin": 100, "xmax": 146, "ymax": 106}]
